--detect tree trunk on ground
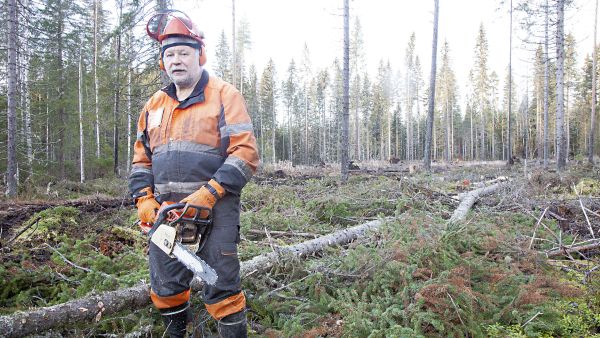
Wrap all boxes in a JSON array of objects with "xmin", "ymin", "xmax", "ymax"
[
  {"xmin": 424, "ymin": 0, "xmax": 439, "ymax": 172},
  {"xmin": 6, "ymin": 0, "xmax": 18, "ymax": 197},
  {"xmin": 449, "ymin": 180, "xmax": 507, "ymax": 224},
  {"xmin": 341, "ymin": 0, "xmax": 350, "ymax": 182}
]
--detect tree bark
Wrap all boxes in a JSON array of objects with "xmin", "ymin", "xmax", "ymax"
[
  {"xmin": 449, "ymin": 180, "xmax": 507, "ymax": 224},
  {"xmin": 590, "ymin": 0, "xmax": 598, "ymax": 164},
  {"xmin": 78, "ymin": 42, "xmax": 86, "ymax": 183},
  {"xmin": 94, "ymin": 0, "xmax": 101, "ymax": 159},
  {"xmin": 424, "ymin": 0, "xmax": 439, "ymax": 172},
  {"xmin": 556, "ymin": 0, "xmax": 567, "ymax": 170}
]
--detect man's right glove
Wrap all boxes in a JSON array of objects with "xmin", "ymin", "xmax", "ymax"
[
  {"xmin": 135, "ymin": 187, "xmax": 160, "ymax": 224},
  {"xmin": 180, "ymin": 179, "xmax": 226, "ymax": 218}
]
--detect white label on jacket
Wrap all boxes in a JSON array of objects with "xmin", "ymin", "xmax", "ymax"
[{"xmin": 147, "ymin": 107, "xmax": 164, "ymax": 130}]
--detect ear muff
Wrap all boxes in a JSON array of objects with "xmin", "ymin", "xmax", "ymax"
[{"xmin": 199, "ymin": 44, "xmax": 207, "ymax": 66}]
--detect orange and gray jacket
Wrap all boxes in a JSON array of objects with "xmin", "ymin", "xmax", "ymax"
[{"xmin": 129, "ymin": 70, "xmax": 259, "ymax": 225}]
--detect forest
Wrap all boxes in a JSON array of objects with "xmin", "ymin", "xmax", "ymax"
[{"xmin": 1, "ymin": 0, "xmax": 600, "ymax": 337}]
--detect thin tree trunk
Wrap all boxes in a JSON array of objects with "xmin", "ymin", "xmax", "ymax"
[
  {"xmin": 94, "ymin": 0, "xmax": 101, "ymax": 159},
  {"xmin": 470, "ymin": 107, "xmax": 474, "ymax": 160},
  {"xmin": 590, "ymin": 0, "xmax": 598, "ymax": 164},
  {"xmin": 424, "ymin": 0, "xmax": 439, "ymax": 171},
  {"xmin": 271, "ymin": 93, "xmax": 276, "ymax": 164},
  {"xmin": 231, "ymin": 0, "xmax": 236, "ymax": 88},
  {"xmin": 113, "ymin": 1, "xmax": 123, "ymax": 176},
  {"xmin": 6, "ymin": 0, "xmax": 18, "ymax": 197},
  {"xmin": 341, "ymin": 0, "xmax": 350, "ymax": 181},
  {"xmin": 544, "ymin": 0, "xmax": 550, "ymax": 167},
  {"xmin": 556, "ymin": 0, "xmax": 567, "ymax": 170},
  {"xmin": 57, "ymin": 0, "xmax": 65, "ymax": 179},
  {"xmin": 22, "ymin": 0, "xmax": 33, "ymax": 170},
  {"xmin": 507, "ymin": 0, "xmax": 514, "ymax": 165},
  {"xmin": 78, "ymin": 42, "xmax": 86, "ymax": 183},
  {"xmin": 127, "ymin": 33, "xmax": 133, "ymax": 174}
]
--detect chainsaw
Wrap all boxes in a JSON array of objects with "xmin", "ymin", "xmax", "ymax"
[{"xmin": 144, "ymin": 203, "xmax": 218, "ymax": 285}]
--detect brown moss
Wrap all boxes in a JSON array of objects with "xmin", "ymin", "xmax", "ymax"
[
  {"xmin": 412, "ymin": 268, "xmax": 433, "ymax": 281},
  {"xmin": 301, "ymin": 314, "xmax": 343, "ymax": 338}
]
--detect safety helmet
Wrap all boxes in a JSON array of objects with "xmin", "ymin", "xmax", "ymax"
[{"xmin": 146, "ymin": 10, "xmax": 207, "ymax": 69}]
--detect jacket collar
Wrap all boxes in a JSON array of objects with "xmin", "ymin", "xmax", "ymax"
[{"xmin": 161, "ymin": 69, "xmax": 209, "ymax": 109}]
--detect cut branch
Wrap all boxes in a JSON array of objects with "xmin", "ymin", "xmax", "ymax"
[{"xmin": 546, "ymin": 240, "xmax": 600, "ymax": 258}]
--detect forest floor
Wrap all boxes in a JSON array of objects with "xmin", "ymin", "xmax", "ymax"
[{"xmin": 1, "ymin": 160, "xmax": 599, "ymax": 337}]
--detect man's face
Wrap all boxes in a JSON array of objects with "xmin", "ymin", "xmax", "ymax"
[{"xmin": 163, "ymin": 45, "xmax": 202, "ymax": 89}]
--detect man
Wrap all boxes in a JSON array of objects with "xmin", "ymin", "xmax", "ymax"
[{"xmin": 129, "ymin": 10, "xmax": 259, "ymax": 337}]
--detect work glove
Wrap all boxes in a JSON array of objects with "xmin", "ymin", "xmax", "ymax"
[
  {"xmin": 180, "ymin": 179, "xmax": 226, "ymax": 219},
  {"xmin": 135, "ymin": 187, "xmax": 160, "ymax": 232}
]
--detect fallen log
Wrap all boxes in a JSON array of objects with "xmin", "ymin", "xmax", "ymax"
[
  {"xmin": 449, "ymin": 180, "xmax": 507, "ymax": 224},
  {"xmin": 0, "ymin": 218, "xmax": 391, "ymax": 337}
]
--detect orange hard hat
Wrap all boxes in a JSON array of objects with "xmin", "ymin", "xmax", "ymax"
[
  {"xmin": 147, "ymin": 10, "xmax": 204, "ymax": 45},
  {"xmin": 146, "ymin": 10, "xmax": 207, "ymax": 69}
]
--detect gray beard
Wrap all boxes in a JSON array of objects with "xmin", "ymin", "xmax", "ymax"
[{"xmin": 172, "ymin": 76, "xmax": 196, "ymax": 89}]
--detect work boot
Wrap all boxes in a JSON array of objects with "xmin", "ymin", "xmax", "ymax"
[
  {"xmin": 217, "ymin": 310, "xmax": 247, "ymax": 338},
  {"xmin": 161, "ymin": 306, "xmax": 190, "ymax": 338}
]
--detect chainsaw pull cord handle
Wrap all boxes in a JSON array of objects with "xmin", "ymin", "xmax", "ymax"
[
  {"xmin": 147, "ymin": 203, "xmax": 187, "ymax": 239},
  {"xmin": 147, "ymin": 203, "xmax": 214, "ymax": 253}
]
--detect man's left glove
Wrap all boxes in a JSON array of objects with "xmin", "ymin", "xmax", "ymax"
[
  {"xmin": 180, "ymin": 179, "xmax": 226, "ymax": 218},
  {"xmin": 135, "ymin": 187, "xmax": 161, "ymax": 233}
]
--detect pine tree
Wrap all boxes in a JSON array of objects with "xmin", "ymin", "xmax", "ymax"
[
  {"xmin": 215, "ymin": 30, "xmax": 232, "ymax": 83},
  {"xmin": 259, "ymin": 59, "xmax": 277, "ymax": 163},
  {"xmin": 435, "ymin": 41, "xmax": 458, "ymax": 162}
]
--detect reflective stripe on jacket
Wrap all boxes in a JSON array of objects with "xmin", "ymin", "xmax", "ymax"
[{"xmin": 129, "ymin": 70, "xmax": 259, "ymax": 225}]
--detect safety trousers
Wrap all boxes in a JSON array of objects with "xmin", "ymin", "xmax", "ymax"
[{"xmin": 148, "ymin": 223, "xmax": 246, "ymax": 320}]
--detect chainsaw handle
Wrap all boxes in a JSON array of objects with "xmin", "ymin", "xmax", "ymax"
[
  {"xmin": 153, "ymin": 203, "xmax": 187, "ymax": 228},
  {"xmin": 153, "ymin": 203, "xmax": 212, "ymax": 229}
]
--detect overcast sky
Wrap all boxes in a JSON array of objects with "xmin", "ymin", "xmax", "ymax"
[{"xmin": 175, "ymin": 0, "xmax": 596, "ymax": 107}]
